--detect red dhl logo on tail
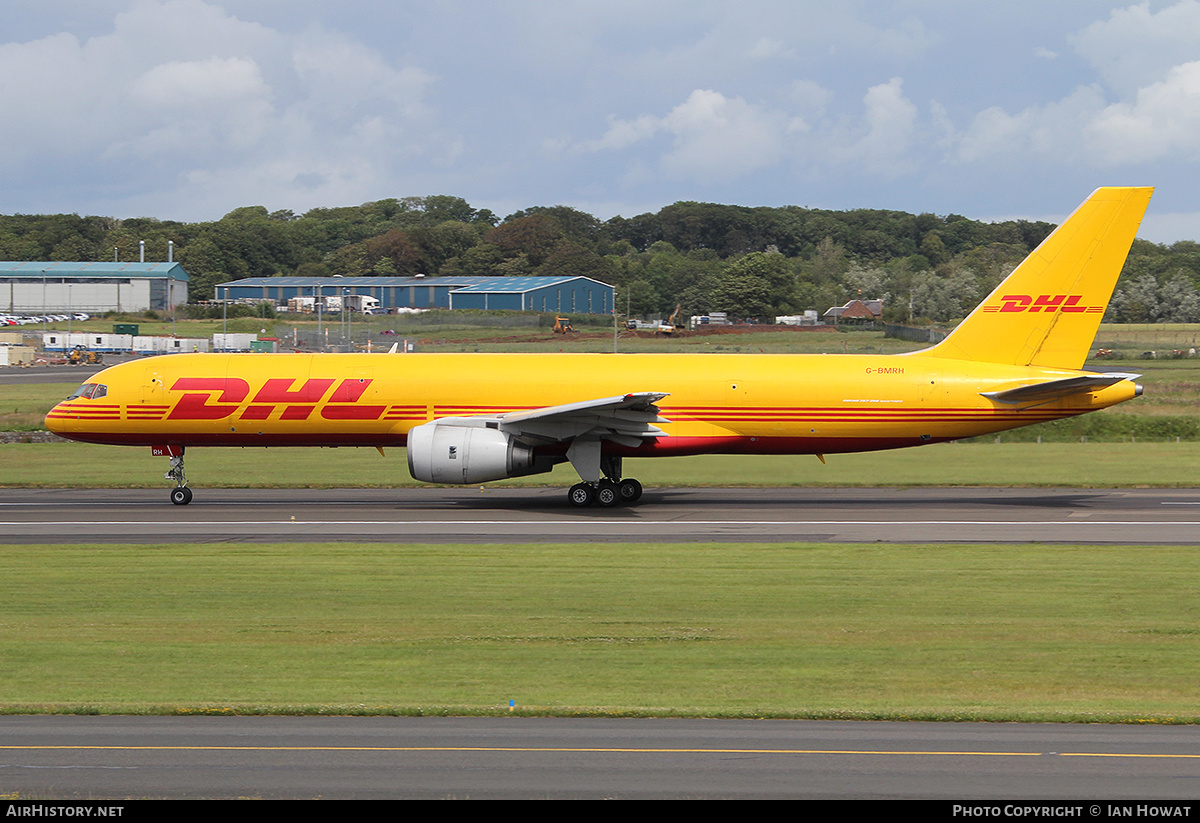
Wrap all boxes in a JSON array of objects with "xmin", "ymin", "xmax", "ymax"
[
  {"xmin": 167, "ymin": 377, "xmax": 385, "ymax": 421},
  {"xmin": 982, "ymin": 295, "xmax": 1104, "ymax": 314}
]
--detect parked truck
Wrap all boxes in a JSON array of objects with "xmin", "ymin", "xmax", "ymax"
[{"xmin": 345, "ymin": 295, "xmax": 380, "ymax": 313}]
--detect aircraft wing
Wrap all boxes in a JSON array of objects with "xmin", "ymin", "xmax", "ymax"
[
  {"xmin": 981, "ymin": 373, "xmax": 1140, "ymax": 404},
  {"xmin": 497, "ymin": 392, "xmax": 670, "ymax": 448}
]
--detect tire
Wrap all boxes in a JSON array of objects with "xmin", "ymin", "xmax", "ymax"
[
  {"xmin": 618, "ymin": 478, "xmax": 643, "ymax": 503},
  {"xmin": 568, "ymin": 483, "xmax": 595, "ymax": 507},
  {"xmin": 596, "ymin": 480, "xmax": 619, "ymax": 507},
  {"xmin": 170, "ymin": 487, "xmax": 192, "ymax": 506}
]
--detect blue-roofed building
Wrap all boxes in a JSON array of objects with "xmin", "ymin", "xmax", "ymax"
[
  {"xmin": 217, "ymin": 275, "xmax": 614, "ymax": 315},
  {"xmin": 217, "ymin": 276, "xmax": 490, "ymax": 311},
  {"xmin": 448, "ymin": 277, "xmax": 612, "ymax": 314},
  {"xmin": 0, "ymin": 262, "xmax": 189, "ymax": 313}
]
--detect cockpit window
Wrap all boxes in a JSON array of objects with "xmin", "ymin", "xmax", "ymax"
[{"xmin": 66, "ymin": 383, "xmax": 106, "ymax": 400}]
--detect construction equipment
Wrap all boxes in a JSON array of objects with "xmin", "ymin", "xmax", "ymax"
[
  {"xmin": 553, "ymin": 316, "xmax": 577, "ymax": 334},
  {"xmin": 658, "ymin": 304, "xmax": 683, "ymax": 335},
  {"xmin": 67, "ymin": 346, "xmax": 103, "ymax": 366}
]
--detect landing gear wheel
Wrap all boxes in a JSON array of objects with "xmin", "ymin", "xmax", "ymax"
[
  {"xmin": 568, "ymin": 482, "xmax": 595, "ymax": 507},
  {"xmin": 596, "ymin": 479, "xmax": 619, "ymax": 507},
  {"xmin": 170, "ymin": 486, "xmax": 193, "ymax": 506},
  {"xmin": 618, "ymin": 478, "xmax": 643, "ymax": 503}
]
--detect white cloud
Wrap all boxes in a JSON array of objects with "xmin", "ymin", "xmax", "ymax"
[
  {"xmin": 747, "ymin": 37, "xmax": 794, "ymax": 61},
  {"xmin": 132, "ymin": 57, "xmax": 269, "ymax": 108},
  {"xmin": 1086, "ymin": 60, "xmax": 1200, "ymax": 163},
  {"xmin": 1070, "ymin": 0, "xmax": 1200, "ymax": 98},
  {"xmin": 949, "ymin": 56, "xmax": 1200, "ymax": 169},
  {"xmin": 789, "ymin": 79, "xmax": 832, "ymax": 117},
  {"xmin": 578, "ymin": 89, "xmax": 799, "ymax": 181},
  {"xmin": 934, "ymin": 4, "xmax": 1200, "ymax": 172},
  {"xmin": 830, "ymin": 78, "xmax": 918, "ymax": 175},
  {"xmin": 578, "ymin": 80, "xmax": 923, "ymax": 184},
  {"xmin": 951, "ymin": 86, "xmax": 1108, "ymax": 164},
  {"xmin": 659, "ymin": 90, "xmax": 796, "ymax": 180},
  {"xmin": 583, "ymin": 115, "xmax": 661, "ymax": 152}
]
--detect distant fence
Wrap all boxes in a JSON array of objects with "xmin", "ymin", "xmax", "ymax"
[
  {"xmin": 1092, "ymin": 326, "xmax": 1200, "ymax": 352},
  {"xmin": 274, "ymin": 311, "xmax": 595, "ymax": 351},
  {"xmin": 884, "ymin": 324, "xmax": 950, "ymax": 344}
]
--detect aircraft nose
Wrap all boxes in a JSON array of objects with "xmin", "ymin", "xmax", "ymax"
[{"xmin": 45, "ymin": 401, "xmax": 72, "ymax": 435}]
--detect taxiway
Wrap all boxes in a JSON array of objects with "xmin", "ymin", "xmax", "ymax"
[{"xmin": 4, "ymin": 716, "xmax": 1200, "ymax": 799}]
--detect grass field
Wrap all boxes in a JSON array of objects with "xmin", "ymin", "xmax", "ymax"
[{"xmin": 2, "ymin": 541, "xmax": 1198, "ymax": 721}]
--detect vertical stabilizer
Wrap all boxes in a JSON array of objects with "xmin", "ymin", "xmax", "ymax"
[{"xmin": 925, "ymin": 187, "xmax": 1152, "ymax": 369}]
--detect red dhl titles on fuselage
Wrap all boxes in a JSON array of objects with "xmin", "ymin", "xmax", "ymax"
[
  {"xmin": 166, "ymin": 377, "xmax": 384, "ymax": 421},
  {"xmin": 44, "ymin": 351, "xmax": 1133, "ymax": 454}
]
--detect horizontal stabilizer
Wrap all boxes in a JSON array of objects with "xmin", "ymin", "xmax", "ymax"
[{"xmin": 981, "ymin": 373, "xmax": 1140, "ymax": 404}]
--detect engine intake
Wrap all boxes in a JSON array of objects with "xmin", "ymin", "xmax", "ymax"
[{"xmin": 406, "ymin": 419, "xmax": 555, "ymax": 484}]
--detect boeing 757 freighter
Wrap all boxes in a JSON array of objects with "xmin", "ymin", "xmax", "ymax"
[{"xmin": 46, "ymin": 187, "xmax": 1152, "ymax": 506}]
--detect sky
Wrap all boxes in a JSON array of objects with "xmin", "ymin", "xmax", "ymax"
[{"xmin": 3, "ymin": 0, "xmax": 1200, "ymax": 242}]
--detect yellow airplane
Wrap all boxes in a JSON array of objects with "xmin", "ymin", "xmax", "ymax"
[{"xmin": 46, "ymin": 187, "xmax": 1152, "ymax": 507}]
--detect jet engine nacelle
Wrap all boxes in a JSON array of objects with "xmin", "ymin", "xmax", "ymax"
[{"xmin": 406, "ymin": 419, "xmax": 554, "ymax": 484}]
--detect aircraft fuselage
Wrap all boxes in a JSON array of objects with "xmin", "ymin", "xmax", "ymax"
[{"xmin": 46, "ymin": 350, "xmax": 1138, "ymax": 455}]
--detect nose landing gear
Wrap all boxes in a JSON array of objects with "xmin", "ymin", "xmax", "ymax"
[{"xmin": 162, "ymin": 448, "xmax": 192, "ymax": 505}]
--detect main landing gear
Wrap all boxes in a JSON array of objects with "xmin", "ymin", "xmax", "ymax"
[
  {"xmin": 565, "ymin": 450, "xmax": 644, "ymax": 507},
  {"xmin": 164, "ymin": 449, "xmax": 193, "ymax": 505},
  {"xmin": 568, "ymin": 477, "xmax": 643, "ymax": 508}
]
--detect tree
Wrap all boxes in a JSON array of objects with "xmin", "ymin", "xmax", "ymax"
[
  {"xmin": 422, "ymin": 195, "xmax": 479, "ymax": 224},
  {"xmin": 487, "ymin": 215, "xmax": 564, "ymax": 269},
  {"xmin": 723, "ymin": 251, "xmax": 796, "ymax": 314},
  {"xmin": 618, "ymin": 279, "xmax": 661, "ymax": 317},
  {"xmin": 506, "ymin": 205, "xmax": 602, "ymax": 246},
  {"xmin": 919, "ymin": 231, "xmax": 948, "ymax": 266},
  {"xmin": 1158, "ymin": 273, "xmax": 1200, "ymax": 322},
  {"xmin": 1109, "ymin": 274, "xmax": 1161, "ymax": 323},
  {"xmin": 909, "ymin": 271, "xmax": 981, "ymax": 323},
  {"xmin": 535, "ymin": 243, "xmax": 619, "ymax": 284},
  {"xmin": 710, "ymin": 272, "xmax": 773, "ymax": 320}
]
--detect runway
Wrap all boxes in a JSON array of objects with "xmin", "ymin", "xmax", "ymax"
[
  {"xmin": 3, "ymin": 716, "xmax": 1200, "ymax": 799},
  {"xmin": 2, "ymin": 486, "xmax": 1200, "ymax": 543}
]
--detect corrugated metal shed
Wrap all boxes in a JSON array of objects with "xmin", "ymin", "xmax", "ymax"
[
  {"xmin": 218, "ymin": 276, "xmax": 492, "ymax": 310},
  {"xmin": 448, "ymin": 277, "xmax": 613, "ymax": 314},
  {"xmin": 0, "ymin": 262, "xmax": 189, "ymax": 312},
  {"xmin": 218, "ymin": 275, "xmax": 614, "ymax": 314},
  {"xmin": 0, "ymin": 262, "xmax": 189, "ymax": 280}
]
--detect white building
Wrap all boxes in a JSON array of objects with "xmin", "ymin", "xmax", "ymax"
[{"xmin": 0, "ymin": 262, "xmax": 189, "ymax": 314}]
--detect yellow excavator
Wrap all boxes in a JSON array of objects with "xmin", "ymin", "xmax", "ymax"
[{"xmin": 658, "ymin": 304, "xmax": 683, "ymax": 335}]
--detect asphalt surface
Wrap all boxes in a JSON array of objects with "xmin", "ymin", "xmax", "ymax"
[
  {"xmin": 0, "ymin": 360, "xmax": 124, "ymax": 385},
  {"xmin": 3, "ymin": 716, "xmax": 1200, "ymax": 800},
  {"xmin": 3, "ymin": 486, "xmax": 1200, "ymax": 543}
]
